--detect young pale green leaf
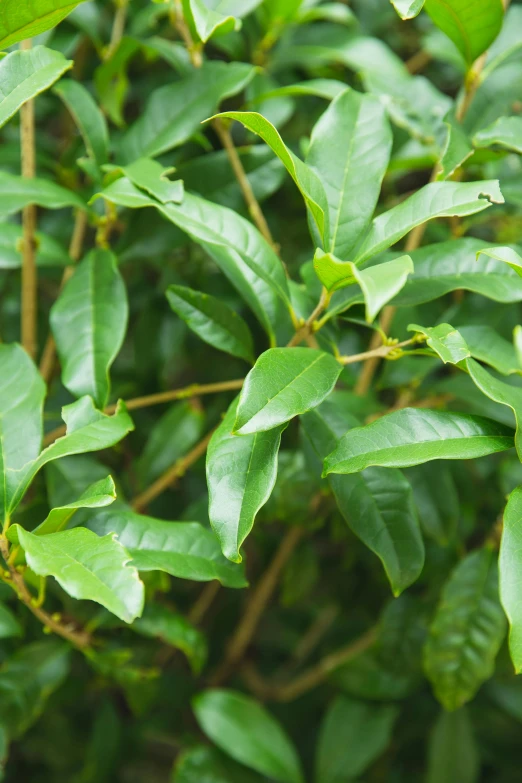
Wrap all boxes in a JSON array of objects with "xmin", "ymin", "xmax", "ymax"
[
  {"xmin": 8, "ymin": 397, "xmax": 134, "ymax": 515},
  {"xmin": 121, "ymin": 62, "xmax": 255, "ymax": 161},
  {"xmin": 166, "ymin": 284, "xmax": 254, "ymax": 363},
  {"xmin": 465, "ymin": 358, "xmax": 522, "ymax": 460},
  {"xmin": 174, "ymin": 745, "xmax": 265, "ymax": 783},
  {"xmin": 50, "ymin": 249, "xmax": 128, "ymax": 409},
  {"xmin": 111, "ymin": 158, "xmax": 184, "ymax": 204},
  {"xmin": 424, "ymin": 548, "xmax": 506, "ymax": 710},
  {"xmin": 193, "ymin": 689, "xmax": 304, "ymax": 783},
  {"xmin": 0, "ymin": 224, "xmax": 70, "ymax": 269},
  {"xmin": 394, "ymin": 238, "xmax": 522, "ymax": 305},
  {"xmin": 390, "ymin": 0, "xmax": 425, "ymax": 18},
  {"xmin": 474, "ymin": 115, "xmax": 522, "ymax": 154},
  {"xmin": 234, "ymin": 348, "xmax": 342, "ymax": 435},
  {"xmin": 53, "ymin": 79, "xmax": 109, "ymax": 166},
  {"xmin": 307, "ymin": 89, "xmax": 392, "ymax": 259},
  {"xmin": 212, "ymin": 111, "xmax": 329, "ymax": 246},
  {"xmin": 459, "ymin": 325, "xmax": 520, "ymax": 376},
  {"xmin": 316, "ymin": 696, "xmax": 398, "ymax": 783},
  {"xmin": 0, "ymin": 0, "xmax": 87, "ymax": 49},
  {"xmin": 427, "ymin": 709, "xmax": 479, "ymax": 783},
  {"xmin": 87, "ymin": 511, "xmax": 247, "ymax": 588},
  {"xmin": 14, "ymin": 526, "xmax": 144, "ymax": 624},
  {"xmin": 0, "ymin": 172, "xmax": 85, "ymax": 218},
  {"xmin": 354, "ymin": 181, "xmax": 504, "ymax": 264},
  {"xmin": 0, "ymin": 46, "xmax": 72, "ymax": 130},
  {"xmin": 301, "ymin": 399, "xmax": 424, "ymax": 595},
  {"xmin": 500, "ymin": 486, "xmax": 522, "ymax": 672},
  {"xmin": 424, "ymin": 0, "xmax": 504, "ymax": 65},
  {"xmin": 477, "ymin": 245, "xmax": 522, "ymax": 276},
  {"xmin": 0, "ymin": 344, "xmax": 45, "ymax": 521},
  {"xmin": 408, "ymin": 323, "xmax": 470, "ymax": 364},
  {"xmin": 207, "ymin": 398, "xmax": 283, "ymax": 563},
  {"xmin": 133, "ymin": 604, "xmax": 207, "ymax": 674},
  {"xmin": 437, "ymin": 116, "xmax": 473, "ymax": 180},
  {"xmin": 185, "ymin": 0, "xmax": 239, "ymax": 42},
  {"xmin": 32, "ymin": 476, "xmax": 116, "ymax": 537},
  {"xmin": 324, "ymin": 408, "xmax": 514, "ymax": 476}
]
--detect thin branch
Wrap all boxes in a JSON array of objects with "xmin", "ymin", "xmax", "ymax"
[
  {"xmin": 42, "ymin": 378, "xmax": 244, "ymax": 446},
  {"xmin": 188, "ymin": 581, "xmax": 221, "ymax": 625},
  {"xmin": 0, "ymin": 537, "xmax": 91, "ymax": 649},
  {"xmin": 40, "ymin": 210, "xmax": 88, "ymax": 383},
  {"xmin": 340, "ymin": 337, "xmax": 419, "ymax": 366},
  {"xmin": 287, "ymin": 287, "xmax": 331, "ymax": 347},
  {"xmin": 20, "ymin": 39, "xmax": 37, "ymax": 360},
  {"xmin": 172, "ymin": 0, "xmax": 203, "ymax": 67},
  {"xmin": 210, "ymin": 526, "xmax": 304, "ymax": 686},
  {"xmin": 406, "ymin": 49, "xmax": 432, "ymax": 74},
  {"xmin": 104, "ymin": 0, "xmax": 129, "ymax": 61},
  {"xmin": 132, "ymin": 428, "xmax": 216, "ymax": 512}
]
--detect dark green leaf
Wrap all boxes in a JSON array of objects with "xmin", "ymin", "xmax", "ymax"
[
  {"xmin": 53, "ymin": 79, "xmax": 109, "ymax": 166},
  {"xmin": 427, "ymin": 709, "xmax": 479, "ymax": 783},
  {"xmin": 424, "ymin": 0, "xmax": 504, "ymax": 65},
  {"xmin": 133, "ymin": 604, "xmax": 207, "ymax": 674}
]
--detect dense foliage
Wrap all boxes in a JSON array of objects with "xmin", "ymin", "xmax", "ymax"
[{"xmin": 1, "ymin": 0, "xmax": 522, "ymax": 779}]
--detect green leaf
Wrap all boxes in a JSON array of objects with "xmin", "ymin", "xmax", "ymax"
[
  {"xmin": 250, "ymin": 78, "xmax": 347, "ymax": 103},
  {"xmin": 474, "ymin": 115, "xmax": 522, "ymax": 154},
  {"xmin": 424, "ymin": 0, "xmax": 504, "ymax": 65},
  {"xmin": 405, "ymin": 462, "xmax": 459, "ymax": 544},
  {"xmin": 110, "ymin": 158, "xmax": 184, "ymax": 204},
  {"xmin": 234, "ymin": 347, "xmax": 342, "ymax": 435},
  {"xmin": 465, "ymin": 358, "xmax": 522, "ymax": 459},
  {"xmin": 32, "ymin": 476, "xmax": 116, "ymax": 537},
  {"xmin": 0, "ymin": 605, "xmax": 22, "ymax": 640},
  {"xmin": 193, "ymin": 689, "xmax": 304, "ymax": 783},
  {"xmin": 437, "ymin": 115, "xmax": 473, "ymax": 180},
  {"xmin": 354, "ymin": 180, "xmax": 504, "ymax": 263},
  {"xmin": 424, "ymin": 548, "xmax": 506, "ymax": 710},
  {"xmin": 394, "ymin": 238, "xmax": 522, "ymax": 305},
  {"xmin": 306, "ymin": 88, "xmax": 392, "ymax": 259},
  {"xmin": 0, "ymin": 46, "xmax": 72, "ymax": 130},
  {"xmin": 121, "ymin": 62, "xmax": 255, "ymax": 161},
  {"xmin": 427, "ymin": 709, "xmax": 479, "ymax": 783},
  {"xmin": 391, "ymin": 0, "xmax": 425, "ymax": 19},
  {"xmin": 166, "ymin": 284, "xmax": 254, "ymax": 363},
  {"xmin": 87, "ymin": 511, "xmax": 247, "ymax": 588},
  {"xmin": 50, "ymin": 249, "xmax": 128, "ymax": 408},
  {"xmin": 207, "ymin": 398, "xmax": 284, "ymax": 562},
  {"xmin": 301, "ymin": 399, "xmax": 424, "ymax": 595},
  {"xmin": 500, "ymin": 486, "xmax": 522, "ymax": 672},
  {"xmin": 324, "ymin": 408, "xmax": 514, "ymax": 476},
  {"xmin": 0, "ymin": 224, "xmax": 70, "ymax": 269},
  {"xmin": 14, "ymin": 526, "xmax": 144, "ymax": 623},
  {"xmin": 0, "ymin": 344, "xmax": 45, "ymax": 522},
  {"xmin": 0, "ymin": 0, "xmax": 87, "ymax": 49},
  {"xmin": 212, "ymin": 111, "xmax": 329, "ymax": 246},
  {"xmin": 53, "ymin": 79, "xmax": 109, "ymax": 167},
  {"xmin": 174, "ymin": 745, "xmax": 265, "ymax": 783},
  {"xmin": 0, "ymin": 172, "xmax": 85, "ymax": 219},
  {"xmin": 408, "ymin": 323, "xmax": 470, "ymax": 364},
  {"xmin": 316, "ymin": 695, "xmax": 398, "ymax": 783},
  {"xmin": 459, "ymin": 325, "xmax": 520, "ymax": 376},
  {"xmin": 184, "ymin": 0, "xmax": 240, "ymax": 42},
  {"xmin": 476, "ymin": 245, "xmax": 522, "ymax": 277},
  {"xmin": 133, "ymin": 604, "xmax": 207, "ymax": 674}
]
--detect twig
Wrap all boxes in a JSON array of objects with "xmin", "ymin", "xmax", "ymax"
[
  {"xmin": 104, "ymin": 0, "xmax": 129, "ymax": 62},
  {"xmin": 209, "ymin": 525, "xmax": 304, "ymax": 686},
  {"xmin": 406, "ymin": 49, "xmax": 432, "ymax": 74},
  {"xmin": 340, "ymin": 337, "xmax": 419, "ymax": 365},
  {"xmin": 20, "ymin": 39, "xmax": 37, "ymax": 360},
  {"xmin": 40, "ymin": 210, "xmax": 88, "ymax": 383},
  {"xmin": 171, "ymin": 0, "xmax": 203, "ymax": 68},
  {"xmin": 132, "ymin": 428, "xmax": 216, "ymax": 512},
  {"xmin": 42, "ymin": 378, "xmax": 244, "ymax": 446},
  {"xmin": 188, "ymin": 581, "xmax": 221, "ymax": 625},
  {"xmin": 455, "ymin": 52, "xmax": 488, "ymax": 123},
  {"xmin": 287, "ymin": 288, "xmax": 331, "ymax": 347},
  {"xmin": 277, "ymin": 605, "xmax": 339, "ymax": 679},
  {"xmin": 0, "ymin": 537, "xmax": 90, "ymax": 649}
]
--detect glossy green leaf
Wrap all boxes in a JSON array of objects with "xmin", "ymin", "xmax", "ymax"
[
  {"xmin": 307, "ymin": 88, "xmax": 392, "ymax": 259},
  {"xmin": 391, "ymin": 0, "xmax": 425, "ymax": 18},
  {"xmin": 167, "ymin": 284, "xmax": 254, "ymax": 363},
  {"xmin": 424, "ymin": 548, "xmax": 506, "ymax": 710},
  {"xmin": 234, "ymin": 347, "xmax": 342, "ymax": 435},
  {"xmin": 427, "ymin": 709, "xmax": 479, "ymax": 783},
  {"xmin": 394, "ymin": 238, "xmax": 522, "ymax": 305},
  {"xmin": 111, "ymin": 158, "xmax": 184, "ymax": 204},
  {"xmin": 0, "ymin": 0, "xmax": 87, "ymax": 49},
  {"xmin": 133, "ymin": 604, "xmax": 207, "ymax": 674},
  {"xmin": 438, "ymin": 116, "xmax": 473, "ymax": 180},
  {"xmin": 14, "ymin": 526, "xmax": 144, "ymax": 623},
  {"xmin": 185, "ymin": 0, "xmax": 239, "ymax": 42},
  {"xmin": 87, "ymin": 511, "xmax": 247, "ymax": 588},
  {"xmin": 459, "ymin": 325, "xmax": 520, "ymax": 376},
  {"xmin": 193, "ymin": 689, "xmax": 304, "ymax": 783},
  {"xmin": 500, "ymin": 486, "xmax": 522, "ymax": 672},
  {"xmin": 474, "ymin": 115, "xmax": 522, "ymax": 154},
  {"xmin": 174, "ymin": 745, "xmax": 264, "ymax": 783},
  {"xmin": 324, "ymin": 408, "xmax": 514, "ymax": 476},
  {"xmin": 301, "ymin": 398, "xmax": 424, "ymax": 595},
  {"xmin": 316, "ymin": 695, "xmax": 398, "ymax": 783},
  {"xmin": 0, "ymin": 172, "xmax": 85, "ymax": 218},
  {"xmin": 207, "ymin": 398, "xmax": 284, "ymax": 562},
  {"xmin": 0, "ymin": 46, "xmax": 72, "ymax": 130},
  {"xmin": 213, "ymin": 111, "xmax": 329, "ymax": 245},
  {"xmin": 50, "ymin": 249, "xmax": 128, "ymax": 408},
  {"xmin": 53, "ymin": 79, "xmax": 109, "ymax": 166},
  {"xmin": 121, "ymin": 62, "xmax": 255, "ymax": 161},
  {"xmin": 408, "ymin": 323, "xmax": 470, "ymax": 364},
  {"xmin": 33, "ymin": 476, "xmax": 116, "ymax": 537},
  {"xmin": 477, "ymin": 245, "xmax": 522, "ymax": 277},
  {"xmin": 354, "ymin": 181, "xmax": 503, "ymax": 263},
  {"xmin": 424, "ymin": 0, "xmax": 504, "ymax": 65}
]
